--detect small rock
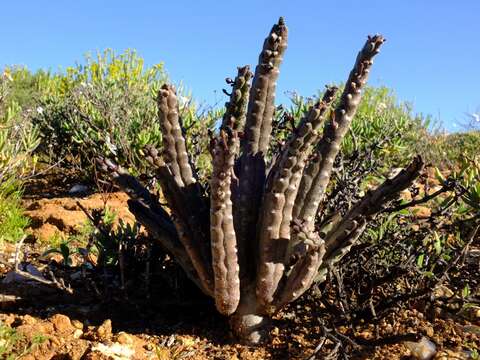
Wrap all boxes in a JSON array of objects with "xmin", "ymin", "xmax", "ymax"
[
  {"xmin": 0, "ymin": 314, "xmax": 15, "ymax": 326},
  {"xmin": 93, "ymin": 319, "xmax": 112, "ymax": 342},
  {"xmin": 45, "ymin": 252, "xmax": 65, "ymax": 265},
  {"xmin": 50, "ymin": 314, "xmax": 74, "ymax": 334},
  {"xmin": 22, "ymin": 314, "xmax": 37, "ymax": 325},
  {"xmin": 73, "ymin": 328, "xmax": 83, "ymax": 339},
  {"xmin": 68, "ymin": 184, "xmax": 90, "ymax": 197},
  {"xmin": 435, "ymin": 349, "xmax": 468, "ymax": 360},
  {"xmin": 116, "ymin": 332, "xmax": 133, "ymax": 345},
  {"xmin": 20, "ymin": 355, "xmax": 36, "ymax": 360},
  {"xmin": 461, "ymin": 305, "xmax": 480, "ymax": 321},
  {"xmin": 72, "ymin": 319, "xmax": 84, "ymax": 330},
  {"xmin": 38, "ymin": 322, "xmax": 54, "ymax": 335},
  {"xmin": 413, "ymin": 206, "xmax": 431, "ymax": 219},
  {"xmin": 91, "ymin": 342, "xmax": 135, "ymax": 359},
  {"xmin": 405, "ymin": 337, "xmax": 436, "ymax": 360},
  {"xmin": 433, "ymin": 285, "xmax": 454, "ymax": 298},
  {"xmin": 383, "ymin": 323, "xmax": 393, "ymax": 335},
  {"xmin": 2, "ymin": 264, "xmax": 47, "ymax": 284},
  {"xmin": 424, "ymin": 326, "xmax": 434, "ymax": 338},
  {"xmin": 358, "ymin": 330, "xmax": 374, "ymax": 340}
]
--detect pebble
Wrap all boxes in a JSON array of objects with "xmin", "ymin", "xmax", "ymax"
[
  {"xmin": 73, "ymin": 329, "xmax": 83, "ymax": 339},
  {"xmin": 50, "ymin": 314, "xmax": 74, "ymax": 334},
  {"xmin": 68, "ymin": 184, "xmax": 90, "ymax": 196},
  {"xmin": 405, "ymin": 337, "xmax": 437, "ymax": 360},
  {"xmin": 435, "ymin": 349, "xmax": 469, "ymax": 360},
  {"xmin": 22, "ymin": 314, "xmax": 37, "ymax": 325},
  {"xmin": 2, "ymin": 264, "xmax": 47, "ymax": 284},
  {"xmin": 72, "ymin": 319, "xmax": 84, "ymax": 330},
  {"xmin": 433, "ymin": 285, "xmax": 454, "ymax": 298},
  {"xmin": 95, "ymin": 319, "xmax": 112, "ymax": 341},
  {"xmin": 116, "ymin": 332, "xmax": 134, "ymax": 345},
  {"xmin": 424, "ymin": 326, "xmax": 434, "ymax": 338}
]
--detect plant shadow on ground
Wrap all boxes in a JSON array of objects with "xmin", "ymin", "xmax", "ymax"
[{"xmin": 1, "ymin": 252, "xmax": 230, "ymax": 339}]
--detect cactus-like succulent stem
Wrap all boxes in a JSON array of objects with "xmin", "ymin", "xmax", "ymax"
[
  {"xmin": 315, "ymin": 219, "xmax": 366, "ymax": 284},
  {"xmin": 157, "ymin": 84, "xmax": 197, "ymax": 187},
  {"xmin": 256, "ymin": 88, "xmax": 337, "ymax": 307},
  {"xmin": 242, "ymin": 17, "xmax": 288, "ymax": 156},
  {"xmin": 234, "ymin": 18, "xmax": 288, "ymax": 281},
  {"xmin": 273, "ymin": 229, "xmax": 326, "ymax": 311},
  {"xmin": 155, "ymin": 87, "xmax": 215, "ymax": 294},
  {"xmin": 330, "ymin": 155, "xmax": 424, "ymax": 236},
  {"xmin": 316, "ymin": 155, "xmax": 424, "ymax": 283},
  {"xmin": 95, "ymin": 157, "xmax": 207, "ymax": 293},
  {"xmin": 143, "ymin": 146, "xmax": 214, "ymax": 295},
  {"xmin": 210, "ymin": 66, "xmax": 252, "ymax": 315},
  {"xmin": 229, "ymin": 285, "xmax": 270, "ymax": 345},
  {"xmin": 293, "ymin": 35, "xmax": 386, "ymax": 229},
  {"xmin": 96, "ymin": 157, "xmax": 173, "ymax": 233}
]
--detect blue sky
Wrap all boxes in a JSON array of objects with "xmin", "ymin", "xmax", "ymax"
[{"xmin": 1, "ymin": 1, "xmax": 479, "ymax": 131}]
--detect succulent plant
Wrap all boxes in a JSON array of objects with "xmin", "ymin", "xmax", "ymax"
[{"xmin": 98, "ymin": 18, "xmax": 424, "ymax": 344}]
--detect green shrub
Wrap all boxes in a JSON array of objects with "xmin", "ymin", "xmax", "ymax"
[
  {"xmin": 344, "ymin": 86, "xmax": 429, "ymax": 164},
  {"xmin": 429, "ymin": 131, "xmax": 480, "ymax": 167},
  {"xmin": 0, "ymin": 321, "xmax": 46, "ymax": 359},
  {"xmin": 1, "ymin": 67, "xmax": 52, "ymax": 109},
  {"xmin": 0, "ymin": 321, "xmax": 22, "ymax": 359},
  {"xmin": 32, "ymin": 49, "xmax": 222, "ymax": 178},
  {"xmin": 32, "ymin": 49, "xmax": 166, "ymax": 175},
  {"xmin": 0, "ymin": 71, "xmax": 39, "ymax": 244},
  {"xmin": 275, "ymin": 86, "xmax": 430, "ymax": 171}
]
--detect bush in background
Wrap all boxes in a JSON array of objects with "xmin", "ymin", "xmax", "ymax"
[
  {"xmin": 0, "ymin": 71, "xmax": 40, "ymax": 243},
  {"xmin": 31, "ymin": 49, "xmax": 221, "ymax": 179},
  {"xmin": 274, "ymin": 86, "xmax": 429, "ymax": 170},
  {"xmin": 31, "ymin": 49, "xmax": 166, "ymax": 176}
]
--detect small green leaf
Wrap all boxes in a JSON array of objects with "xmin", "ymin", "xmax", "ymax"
[
  {"xmin": 417, "ymin": 253, "xmax": 425, "ymax": 268},
  {"xmin": 434, "ymin": 167, "xmax": 446, "ymax": 184},
  {"xmin": 433, "ymin": 232, "xmax": 442, "ymax": 255}
]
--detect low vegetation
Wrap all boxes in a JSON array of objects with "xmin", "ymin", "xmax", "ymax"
[{"xmin": 0, "ymin": 71, "xmax": 39, "ymax": 244}]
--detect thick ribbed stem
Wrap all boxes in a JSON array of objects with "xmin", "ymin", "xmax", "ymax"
[
  {"xmin": 294, "ymin": 35, "xmax": 386, "ymax": 229},
  {"xmin": 210, "ymin": 66, "xmax": 251, "ymax": 315},
  {"xmin": 95, "ymin": 157, "xmax": 206, "ymax": 293},
  {"xmin": 273, "ymin": 227, "xmax": 326, "ymax": 311},
  {"xmin": 157, "ymin": 84, "xmax": 196, "ymax": 187},
  {"xmin": 241, "ymin": 17, "xmax": 288, "ymax": 156},
  {"xmin": 234, "ymin": 18, "xmax": 288, "ymax": 282},
  {"xmin": 156, "ymin": 85, "xmax": 214, "ymax": 294},
  {"xmin": 255, "ymin": 88, "xmax": 337, "ymax": 307}
]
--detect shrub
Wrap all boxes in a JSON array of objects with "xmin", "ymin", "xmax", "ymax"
[
  {"xmin": 31, "ymin": 49, "xmax": 166, "ymax": 176},
  {"xmin": 0, "ymin": 71, "xmax": 39, "ymax": 244},
  {"xmin": 278, "ymin": 86, "xmax": 429, "ymax": 170},
  {"xmin": 429, "ymin": 131, "xmax": 480, "ymax": 167},
  {"xmin": 32, "ymin": 49, "xmax": 221, "ymax": 178}
]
